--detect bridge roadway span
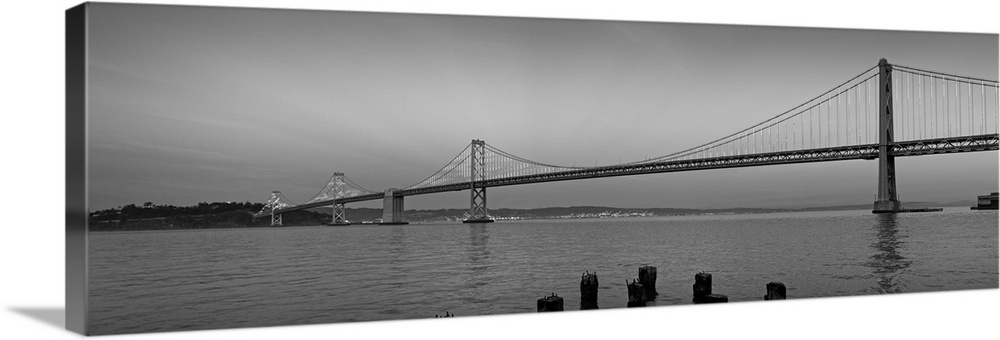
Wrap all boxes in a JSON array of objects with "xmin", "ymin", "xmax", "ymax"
[{"xmin": 264, "ymin": 134, "xmax": 998, "ymax": 216}]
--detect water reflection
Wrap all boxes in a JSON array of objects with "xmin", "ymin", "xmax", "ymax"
[
  {"xmin": 867, "ymin": 214, "xmax": 912, "ymax": 293},
  {"xmin": 467, "ymin": 223, "xmax": 491, "ymax": 268},
  {"xmin": 387, "ymin": 226, "xmax": 407, "ymax": 265},
  {"xmin": 463, "ymin": 224, "xmax": 492, "ymax": 299}
]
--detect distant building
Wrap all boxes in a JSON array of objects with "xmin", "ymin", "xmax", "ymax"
[{"xmin": 971, "ymin": 192, "xmax": 998, "ymax": 210}]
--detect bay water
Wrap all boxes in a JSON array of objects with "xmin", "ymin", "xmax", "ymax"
[{"xmin": 88, "ymin": 207, "xmax": 998, "ymax": 334}]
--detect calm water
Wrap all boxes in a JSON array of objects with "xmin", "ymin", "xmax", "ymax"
[{"xmin": 88, "ymin": 208, "xmax": 998, "ymax": 334}]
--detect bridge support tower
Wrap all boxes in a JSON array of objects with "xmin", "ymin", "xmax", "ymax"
[
  {"xmin": 873, "ymin": 58, "xmax": 901, "ymax": 213},
  {"xmin": 328, "ymin": 202, "xmax": 350, "ymax": 226},
  {"xmin": 268, "ymin": 190, "xmax": 284, "ymax": 226},
  {"xmin": 465, "ymin": 139, "xmax": 494, "ymax": 223},
  {"xmin": 270, "ymin": 210, "xmax": 283, "ymax": 227},
  {"xmin": 380, "ymin": 189, "xmax": 408, "ymax": 225},
  {"xmin": 327, "ymin": 173, "xmax": 352, "ymax": 225}
]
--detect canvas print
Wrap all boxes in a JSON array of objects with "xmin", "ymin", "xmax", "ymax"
[{"xmin": 66, "ymin": 2, "xmax": 998, "ymax": 335}]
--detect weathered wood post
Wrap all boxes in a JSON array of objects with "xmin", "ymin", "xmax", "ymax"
[
  {"xmin": 580, "ymin": 271, "xmax": 599, "ymax": 310},
  {"xmin": 692, "ymin": 272, "xmax": 729, "ymax": 304},
  {"xmin": 537, "ymin": 293, "xmax": 564, "ymax": 312},
  {"xmin": 693, "ymin": 272, "xmax": 711, "ymax": 300},
  {"xmin": 638, "ymin": 265, "xmax": 657, "ymax": 298},
  {"xmin": 764, "ymin": 282, "xmax": 786, "ymax": 300},
  {"xmin": 626, "ymin": 279, "xmax": 647, "ymax": 307},
  {"xmin": 698, "ymin": 294, "xmax": 729, "ymax": 303}
]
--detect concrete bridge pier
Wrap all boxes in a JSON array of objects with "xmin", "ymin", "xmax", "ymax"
[{"xmin": 380, "ymin": 189, "xmax": 408, "ymax": 225}]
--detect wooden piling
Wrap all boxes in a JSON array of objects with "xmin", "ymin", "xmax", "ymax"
[
  {"xmin": 697, "ymin": 294, "xmax": 729, "ymax": 303},
  {"xmin": 537, "ymin": 293, "xmax": 564, "ymax": 312},
  {"xmin": 693, "ymin": 272, "xmax": 712, "ymax": 299},
  {"xmin": 764, "ymin": 282, "xmax": 786, "ymax": 300},
  {"xmin": 580, "ymin": 271, "xmax": 599, "ymax": 310},
  {"xmin": 638, "ymin": 265, "xmax": 657, "ymax": 297},
  {"xmin": 626, "ymin": 279, "xmax": 647, "ymax": 307},
  {"xmin": 692, "ymin": 272, "xmax": 728, "ymax": 304}
]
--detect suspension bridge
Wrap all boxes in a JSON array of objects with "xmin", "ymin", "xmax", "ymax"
[{"xmin": 254, "ymin": 59, "xmax": 999, "ymax": 226}]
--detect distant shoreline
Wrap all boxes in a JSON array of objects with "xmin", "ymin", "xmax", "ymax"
[{"xmin": 88, "ymin": 200, "xmax": 980, "ymax": 232}]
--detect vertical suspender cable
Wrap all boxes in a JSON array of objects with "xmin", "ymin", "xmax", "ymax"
[
  {"xmin": 924, "ymin": 77, "xmax": 936, "ymax": 138},
  {"xmin": 826, "ymin": 100, "xmax": 830, "ymax": 147},
  {"xmin": 896, "ymin": 77, "xmax": 905, "ymax": 140},
  {"xmin": 927, "ymin": 78, "xmax": 936, "ymax": 138},
  {"xmin": 913, "ymin": 74, "xmax": 933, "ymax": 138},
  {"xmin": 931, "ymin": 77, "xmax": 951, "ymax": 137},
  {"xmin": 912, "ymin": 73, "xmax": 916, "ymax": 140},
  {"xmin": 906, "ymin": 74, "xmax": 917, "ymax": 139},
  {"xmin": 966, "ymin": 79, "xmax": 971, "ymax": 136},
  {"xmin": 952, "ymin": 79, "xmax": 958, "ymax": 136},
  {"xmin": 911, "ymin": 73, "xmax": 915, "ymax": 140},
  {"xmin": 855, "ymin": 85, "xmax": 860, "ymax": 144},
  {"xmin": 843, "ymin": 92, "xmax": 847, "ymax": 146},
  {"xmin": 955, "ymin": 78, "xmax": 959, "ymax": 136},
  {"xmin": 838, "ymin": 94, "xmax": 842, "ymax": 146},
  {"xmin": 919, "ymin": 76, "xmax": 937, "ymax": 138},
  {"xmin": 909, "ymin": 73, "xmax": 914, "ymax": 140},
  {"xmin": 919, "ymin": 75, "xmax": 924, "ymax": 139},
  {"xmin": 835, "ymin": 94, "xmax": 840, "ymax": 146},
  {"xmin": 865, "ymin": 81, "xmax": 872, "ymax": 144},
  {"xmin": 956, "ymin": 79, "xmax": 961, "ymax": 135},
  {"xmin": 902, "ymin": 75, "xmax": 908, "ymax": 140},
  {"xmin": 898, "ymin": 75, "xmax": 903, "ymax": 141},
  {"xmin": 979, "ymin": 80, "xmax": 986, "ymax": 135},
  {"xmin": 899, "ymin": 75, "xmax": 904, "ymax": 141}
]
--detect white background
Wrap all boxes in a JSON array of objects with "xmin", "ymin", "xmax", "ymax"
[{"xmin": 1, "ymin": 1, "xmax": 997, "ymax": 339}]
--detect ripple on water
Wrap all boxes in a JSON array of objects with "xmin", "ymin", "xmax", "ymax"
[{"xmin": 87, "ymin": 209, "xmax": 997, "ymax": 334}]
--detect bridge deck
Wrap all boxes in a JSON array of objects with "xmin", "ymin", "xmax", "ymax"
[{"xmin": 257, "ymin": 134, "xmax": 997, "ymax": 217}]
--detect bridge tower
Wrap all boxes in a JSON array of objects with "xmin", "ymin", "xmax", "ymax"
[
  {"xmin": 465, "ymin": 139, "xmax": 494, "ymax": 223},
  {"xmin": 380, "ymin": 189, "xmax": 408, "ymax": 225},
  {"xmin": 328, "ymin": 172, "xmax": 351, "ymax": 226},
  {"xmin": 269, "ymin": 191, "xmax": 283, "ymax": 227},
  {"xmin": 331, "ymin": 203, "xmax": 348, "ymax": 225},
  {"xmin": 873, "ymin": 58, "xmax": 901, "ymax": 213},
  {"xmin": 271, "ymin": 210, "xmax": 282, "ymax": 227}
]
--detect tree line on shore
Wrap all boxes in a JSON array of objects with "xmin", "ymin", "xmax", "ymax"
[{"xmin": 89, "ymin": 201, "xmax": 330, "ymax": 231}]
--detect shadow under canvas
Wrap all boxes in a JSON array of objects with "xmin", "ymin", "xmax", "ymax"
[{"xmin": 9, "ymin": 307, "xmax": 65, "ymax": 330}]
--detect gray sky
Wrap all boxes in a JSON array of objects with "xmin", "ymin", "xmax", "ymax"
[{"xmin": 86, "ymin": 3, "xmax": 998, "ymax": 210}]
